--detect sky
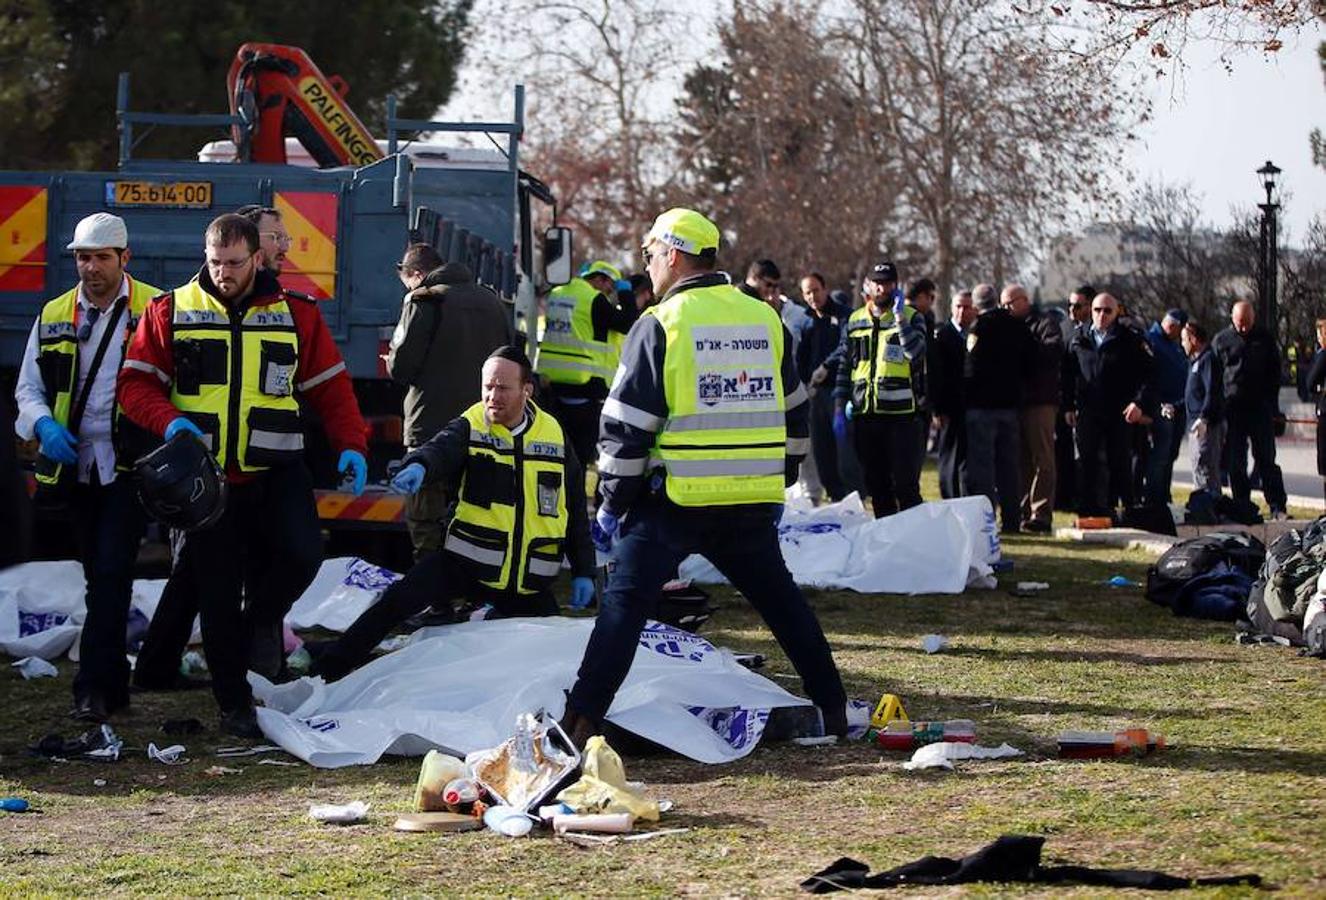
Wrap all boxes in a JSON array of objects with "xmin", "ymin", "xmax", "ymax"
[
  {"xmin": 1127, "ymin": 31, "xmax": 1325, "ymax": 242},
  {"xmin": 439, "ymin": 5, "xmax": 1324, "ymax": 244}
]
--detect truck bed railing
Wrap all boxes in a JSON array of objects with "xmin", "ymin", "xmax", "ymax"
[{"xmin": 117, "ymin": 74, "xmax": 244, "ymax": 167}]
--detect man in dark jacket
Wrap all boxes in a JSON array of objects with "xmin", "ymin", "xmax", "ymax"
[
  {"xmin": 1182, "ymin": 321, "xmax": 1223, "ymax": 500},
  {"xmin": 1003, "ymin": 284, "xmax": 1062, "ymax": 532},
  {"xmin": 932, "ymin": 289, "xmax": 975, "ymax": 498},
  {"xmin": 1212, "ymin": 300, "xmax": 1287, "ymax": 518},
  {"xmin": 1144, "ymin": 309, "xmax": 1190, "ymax": 505},
  {"xmin": 389, "ymin": 244, "xmax": 514, "ymax": 557},
  {"xmin": 310, "ymin": 346, "xmax": 594, "ymax": 682},
  {"xmin": 962, "ymin": 284, "xmax": 1035, "ymax": 531},
  {"xmin": 1063, "ymin": 292, "xmax": 1155, "ymax": 518},
  {"xmin": 797, "ymin": 272, "xmax": 853, "ymax": 502}
]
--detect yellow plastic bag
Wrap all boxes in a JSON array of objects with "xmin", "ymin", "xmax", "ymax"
[
  {"xmin": 413, "ymin": 750, "xmax": 468, "ymax": 812},
  {"xmin": 556, "ymin": 736, "xmax": 660, "ymax": 822}
]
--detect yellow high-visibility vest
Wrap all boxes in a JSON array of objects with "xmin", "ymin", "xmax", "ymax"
[
  {"xmin": 846, "ymin": 304, "xmax": 915, "ymax": 415},
  {"xmin": 167, "ymin": 280, "xmax": 303, "ymax": 471},
  {"xmin": 33, "ymin": 274, "xmax": 160, "ymax": 485},
  {"xmin": 648, "ymin": 283, "xmax": 786, "ymax": 506},
  {"xmin": 444, "ymin": 401, "xmax": 570, "ymax": 594},
  {"xmin": 536, "ymin": 277, "xmax": 615, "ymax": 386}
]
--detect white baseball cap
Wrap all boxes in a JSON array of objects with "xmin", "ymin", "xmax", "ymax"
[{"xmin": 67, "ymin": 212, "xmax": 128, "ymax": 251}]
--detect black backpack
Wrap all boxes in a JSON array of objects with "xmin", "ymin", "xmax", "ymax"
[{"xmin": 1146, "ymin": 531, "xmax": 1266, "ymax": 611}]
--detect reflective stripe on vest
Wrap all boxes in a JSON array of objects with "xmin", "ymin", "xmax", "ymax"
[
  {"xmin": 647, "ymin": 284, "xmax": 786, "ymax": 507},
  {"xmin": 444, "ymin": 401, "xmax": 570, "ymax": 594},
  {"xmin": 33, "ymin": 276, "xmax": 160, "ymax": 485},
  {"xmin": 536, "ymin": 278, "xmax": 614, "ymax": 385},
  {"xmin": 847, "ymin": 305, "xmax": 915, "ymax": 415},
  {"xmin": 168, "ymin": 281, "xmax": 303, "ymax": 472}
]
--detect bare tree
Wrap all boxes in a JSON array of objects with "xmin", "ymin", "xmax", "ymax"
[{"xmin": 837, "ymin": 0, "xmax": 1137, "ymax": 313}]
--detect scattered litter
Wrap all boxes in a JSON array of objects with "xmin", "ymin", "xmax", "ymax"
[
  {"xmin": 203, "ymin": 765, "xmax": 243, "ymax": 776},
  {"xmin": 162, "ymin": 718, "xmax": 203, "ymax": 736},
  {"xmin": 902, "ymin": 741, "xmax": 1023, "ymax": 770},
  {"xmin": 1058, "ymin": 728, "xmax": 1165, "ymax": 759},
  {"xmin": 538, "ymin": 802, "xmax": 574, "ymax": 821},
  {"xmin": 180, "ymin": 650, "xmax": 208, "ymax": 676},
  {"xmin": 1106, "ymin": 575, "xmax": 1140, "ymax": 587},
  {"xmin": 92, "ymin": 779, "xmax": 106, "ymax": 787},
  {"xmin": 309, "ymin": 800, "xmax": 369, "ymax": 825},
  {"xmin": 483, "ymin": 805, "xmax": 534, "ymax": 837},
  {"xmin": 257, "ymin": 758, "xmax": 299, "ymax": 767},
  {"xmin": 792, "ymin": 735, "xmax": 839, "ymax": 747},
  {"xmin": 286, "ymin": 646, "xmax": 312, "ymax": 677},
  {"xmin": 215, "ymin": 745, "xmax": 283, "ymax": 758},
  {"xmin": 30, "ymin": 725, "xmax": 122, "ymax": 762},
  {"xmin": 559, "ymin": 827, "xmax": 691, "ymax": 847},
  {"xmin": 467, "ymin": 712, "xmax": 579, "ymax": 812},
  {"xmin": 1016, "ymin": 582, "xmax": 1049, "ymax": 592},
  {"xmin": 414, "ymin": 750, "xmax": 469, "ymax": 812},
  {"xmin": 12, "ymin": 656, "xmax": 58, "ymax": 679},
  {"xmin": 147, "ymin": 743, "xmax": 187, "ymax": 765},
  {"xmin": 921, "ymin": 634, "xmax": 948, "ymax": 654},
  {"xmin": 375, "ymin": 635, "xmax": 411, "ymax": 654},
  {"xmin": 733, "ymin": 653, "xmax": 765, "ymax": 669},
  {"xmin": 876, "ymin": 720, "xmax": 975, "ymax": 751},
  {"xmin": 556, "ymin": 735, "xmax": 659, "ymax": 821},
  {"xmin": 553, "ymin": 812, "xmax": 633, "ymax": 834},
  {"xmin": 393, "ymin": 811, "xmax": 482, "ymax": 833},
  {"xmin": 1234, "ymin": 631, "xmax": 1292, "ymax": 647},
  {"xmin": 0, "ymin": 797, "xmax": 30, "ymax": 813},
  {"xmin": 991, "ymin": 559, "xmax": 1015, "ymax": 573}
]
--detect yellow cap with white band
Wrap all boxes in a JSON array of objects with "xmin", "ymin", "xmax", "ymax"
[
  {"xmin": 583, "ymin": 260, "xmax": 623, "ymax": 282},
  {"xmin": 642, "ymin": 208, "xmax": 720, "ymax": 255}
]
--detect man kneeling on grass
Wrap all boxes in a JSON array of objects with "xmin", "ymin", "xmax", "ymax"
[{"xmin": 310, "ymin": 346, "xmax": 595, "ymax": 681}]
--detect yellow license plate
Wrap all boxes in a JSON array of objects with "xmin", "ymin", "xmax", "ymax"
[{"xmin": 107, "ymin": 180, "xmax": 212, "ymax": 209}]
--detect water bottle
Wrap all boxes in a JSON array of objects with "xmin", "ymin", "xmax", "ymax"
[
  {"xmin": 442, "ymin": 777, "xmax": 479, "ymax": 808},
  {"xmin": 1057, "ymin": 728, "xmax": 1165, "ymax": 759},
  {"xmin": 0, "ymin": 797, "xmax": 29, "ymax": 813},
  {"xmin": 875, "ymin": 719, "xmax": 975, "ymax": 751}
]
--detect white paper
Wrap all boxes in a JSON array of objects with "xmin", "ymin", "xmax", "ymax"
[
  {"xmin": 308, "ymin": 800, "xmax": 369, "ymax": 824},
  {"xmin": 12, "ymin": 656, "xmax": 58, "ymax": 679},
  {"xmin": 902, "ymin": 741, "xmax": 1024, "ymax": 770}
]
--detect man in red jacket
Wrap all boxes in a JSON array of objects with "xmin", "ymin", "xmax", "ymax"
[{"xmin": 118, "ymin": 213, "xmax": 367, "ymax": 738}]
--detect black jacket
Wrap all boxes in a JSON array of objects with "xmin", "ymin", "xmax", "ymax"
[
  {"xmin": 1022, "ymin": 307, "xmax": 1064, "ymax": 407},
  {"xmin": 930, "ymin": 320, "xmax": 966, "ymax": 418},
  {"xmin": 963, "ymin": 308, "xmax": 1035, "ymax": 410},
  {"xmin": 404, "ymin": 404, "xmax": 594, "ymax": 581},
  {"xmin": 1212, "ymin": 324, "xmax": 1281, "ymax": 411},
  {"xmin": 1063, "ymin": 323, "xmax": 1155, "ymax": 418},
  {"xmin": 387, "ymin": 263, "xmax": 514, "ymax": 448},
  {"xmin": 795, "ymin": 299, "xmax": 850, "ymax": 384}
]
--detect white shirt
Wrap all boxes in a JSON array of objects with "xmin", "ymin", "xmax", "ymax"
[{"xmin": 15, "ymin": 275, "xmax": 132, "ymax": 485}]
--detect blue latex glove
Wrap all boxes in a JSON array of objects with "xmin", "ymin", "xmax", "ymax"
[
  {"xmin": 845, "ymin": 400, "xmax": 855, "ymax": 420},
  {"xmin": 892, "ymin": 289, "xmax": 907, "ymax": 319},
  {"xmin": 34, "ymin": 416, "xmax": 78, "ymax": 465},
  {"xmin": 832, "ymin": 409, "xmax": 848, "ymax": 443},
  {"xmin": 591, "ymin": 507, "xmax": 620, "ymax": 554},
  {"xmin": 338, "ymin": 449, "xmax": 367, "ymax": 495},
  {"xmin": 390, "ymin": 461, "xmax": 425, "ymax": 495},
  {"xmin": 164, "ymin": 417, "xmax": 204, "ymax": 441},
  {"xmin": 569, "ymin": 576, "xmax": 595, "ymax": 609}
]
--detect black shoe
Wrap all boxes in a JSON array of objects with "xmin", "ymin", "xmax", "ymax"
[
  {"xmin": 819, "ymin": 704, "xmax": 849, "ymax": 739},
  {"xmin": 71, "ymin": 693, "xmax": 109, "ymax": 724},
  {"xmin": 558, "ymin": 707, "xmax": 600, "ymax": 753},
  {"xmin": 1023, "ymin": 519, "xmax": 1052, "ymax": 534},
  {"xmin": 218, "ymin": 705, "xmax": 263, "ymax": 741}
]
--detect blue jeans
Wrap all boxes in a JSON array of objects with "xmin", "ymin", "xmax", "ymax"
[{"xmin": 567, "ymin": 497, "xmax": 847, "ymax": 723}]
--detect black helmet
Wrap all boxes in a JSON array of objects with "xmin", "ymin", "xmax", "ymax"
[{"xmin": 134, "ymin": 432, "xmax": 227, "ymax": 531}]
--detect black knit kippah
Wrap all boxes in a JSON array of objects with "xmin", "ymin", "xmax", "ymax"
[{"xmin": 487, "ymin": 344, "xmax": 532, "ymax": 370}]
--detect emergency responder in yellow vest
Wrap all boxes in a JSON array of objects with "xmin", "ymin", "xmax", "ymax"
[
  {"xmin": 535, "ymin": 259, "xmax": 639, "ymax": 484},
  {"xmin": 308, "ymin": 345, "xmax": 596, "ymax": 682},
  {"xmin": 560, "ymin": 208, "xmax": 848, "ymax": 748},
  {"xmin": 118, "ymin": 213, "xmax": 368, "ymax": 739},
  {"xmin": 831, "ymin": 262, "xmax": 929, "ymax": 517},
  {"xmin": 13, "ymin": 212, "xmax": 161, "ymax": 722}
]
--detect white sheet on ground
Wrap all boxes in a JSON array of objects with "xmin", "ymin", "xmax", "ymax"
[
  {"xmin": 251, "ymin": 617, "xmax": 810, "ymax": 768},
  {"xmin": 679, "ymin": 494, "xmax": 998, "ymax": 594}
]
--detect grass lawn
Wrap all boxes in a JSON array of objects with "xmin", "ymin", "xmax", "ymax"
[{"xmin": 2, "ymin": 494, "xmax": 1325, "ymax": 895}]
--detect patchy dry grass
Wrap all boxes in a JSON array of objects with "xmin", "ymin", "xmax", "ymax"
[{"xmin": 2, "ymin": 522, "xmax": 1325, "ymax": 895}]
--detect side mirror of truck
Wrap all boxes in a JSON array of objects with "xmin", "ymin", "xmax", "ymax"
[{"xmin": 543, "ymin": 226, "xmax": 573, "ymax": 287}]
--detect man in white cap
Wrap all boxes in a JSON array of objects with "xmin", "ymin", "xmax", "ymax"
[{"xmin": 14, "ymin": 212, "xmax": 161, "ymax": 723}]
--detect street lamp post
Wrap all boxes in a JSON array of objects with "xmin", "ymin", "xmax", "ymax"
[{"xmin": 1257, "ymin": 160, "xmax": 1281, "ymax": 346}]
